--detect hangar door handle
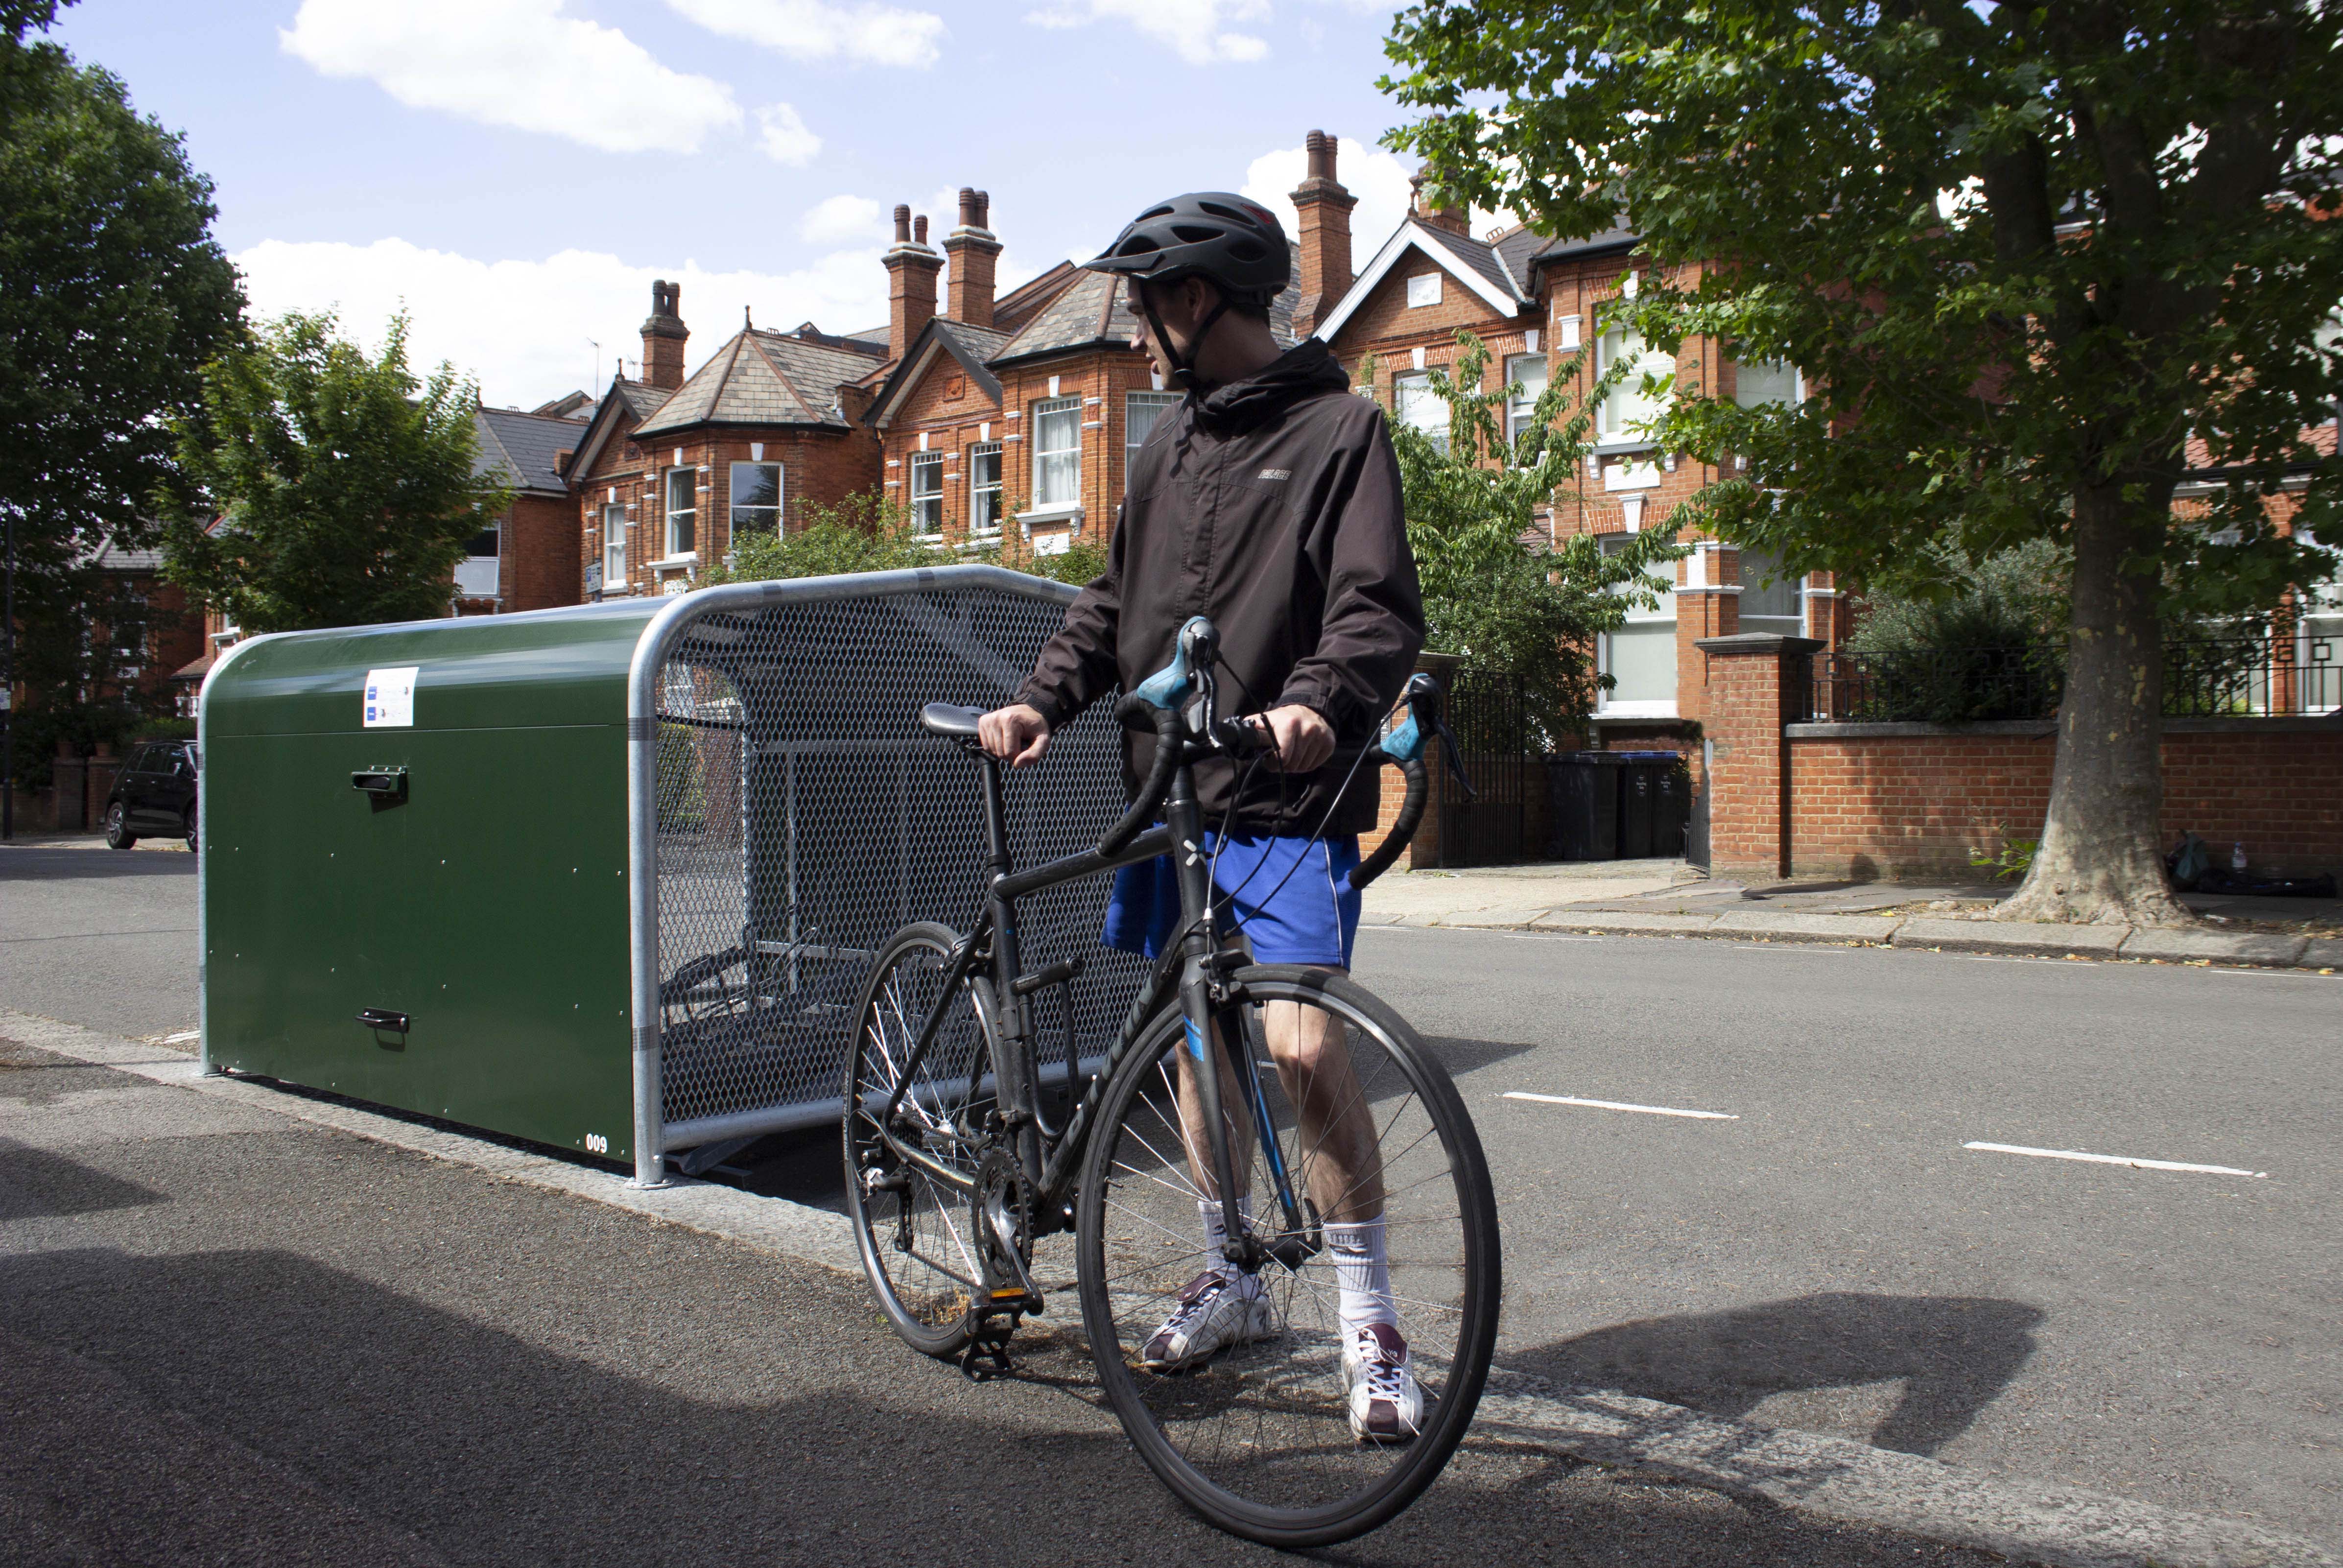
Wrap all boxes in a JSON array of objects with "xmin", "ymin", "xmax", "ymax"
[
  {"xmin": 352, "ymin": 768, "xmax": 408, "ymax": 802},
  {"xmin": 357, "ymin": 1008, "xmax": 409, "ymax": 1033}
]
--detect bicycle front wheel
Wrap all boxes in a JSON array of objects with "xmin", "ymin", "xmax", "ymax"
[
  {"xmin": 1074, "ymin": 966, "xmax": 1500, "ymax": 1546},
  {"xmin": 843, "ymin": 922, "xmax": 995, "ymax": 1358}
]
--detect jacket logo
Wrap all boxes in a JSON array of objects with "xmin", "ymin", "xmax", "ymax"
[{"xmin": 1258, "ymin": 468, "xmax": 1292, "ymax": 481}]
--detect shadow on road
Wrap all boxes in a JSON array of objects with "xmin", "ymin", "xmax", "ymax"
[
  {"xmin": 1513, "ymin": 1292, "xmax": 2042, "ymax": 1456},
  {"xmin": 0, "ymin": 1229, "xmax": 2003, "ymax": 1567},
  {"xmin": 0, "ymin": 845, "xmax": 197, "ymax": 882},
  {"xmin": 0, "ymin": 1139, "xmax": 167, "ymax": 1218}
]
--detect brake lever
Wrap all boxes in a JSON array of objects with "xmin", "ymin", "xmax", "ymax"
[{"xmin": 1436, "ymin": 715, "xmax": 1477, "ymax": 802}]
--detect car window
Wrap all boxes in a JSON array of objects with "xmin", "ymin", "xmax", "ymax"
[
  {"xmin": 125, "ymin": 745, "xmax": 158, "ymax": 773},
  {"xmin": 168, "ymin": 747, "xmax": 193, "ymax": 778}
]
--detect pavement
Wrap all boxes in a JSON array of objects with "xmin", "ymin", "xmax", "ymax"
[
  {"xmin": 1360, "ymin": 860, "xmax": 2343, "ymax": 972},
  {"xmin": 5, "ymin": 840, "xmax": 2341, "ymax": 1566}
]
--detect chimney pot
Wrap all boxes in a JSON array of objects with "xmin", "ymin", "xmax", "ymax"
[
  {"xmin": 914, "ymin": 214, "xmax": 928, "ymax": 245},
  {"xmin": 893, "ymin": 204, "xmax": 911, "ymax": 243},
  {"xmin": 943, "ymin": 188, "xmax": 1002, "ymax": 328},
  {"xmin": 977, "ymin": 190, "xmax": 991, "ymax": 226},
  {"xmin": 1305, "ymin": 129, "xmax": 1333, "ymax": 182},
  {"xmin": 958, "ymin": 187, "xmax": 978, "ymax": 226}
]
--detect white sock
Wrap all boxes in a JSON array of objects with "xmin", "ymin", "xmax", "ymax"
[
  {"xmin": 1324, "ymin": 1214, "xmax": 1396, "ymax": 1338},
  {"xmin": 1198, "ymin": 1197, "xmax": 1260, "ymax": 1295}
]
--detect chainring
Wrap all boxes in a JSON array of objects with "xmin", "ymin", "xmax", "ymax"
[{"xmin": 971, "ymin": 1146, "xmax": 1035, "ymax": 1295}]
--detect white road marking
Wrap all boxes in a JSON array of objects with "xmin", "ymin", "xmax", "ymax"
[
  {"xmin": 1963, "ymin": 1141, "xmax": 2268, "ymax": 1178},
  {"xmin": 160, "ymin": 1030, "xmax": 200, "ymax": 1045},
  {"xmin": 1505, "ymin": 1091, "xmax": 1738, "ymax": 1120}
]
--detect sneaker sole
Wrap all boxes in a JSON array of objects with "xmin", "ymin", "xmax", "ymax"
[{"xmin": 1138, "ymin": 1304, "xmax": 1280, "ymax": 1374}]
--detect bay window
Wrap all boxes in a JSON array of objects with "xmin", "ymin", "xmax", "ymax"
[{"xmin": 729, "ymin": 461, "xmax": 781, "ymax": 536}]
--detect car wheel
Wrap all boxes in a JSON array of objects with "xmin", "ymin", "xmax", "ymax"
[
  {"xmin": 183, "ymin": 806, "xmax": 199, "ymax": 854},
  {"xmin": 104, "ymin": 801, "xmax": 137, "ymax": 850}
]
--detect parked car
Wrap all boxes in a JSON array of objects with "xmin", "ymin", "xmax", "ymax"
[{"xmin": 103, "ymin": 739, "xmax": 199, "ymax": 851}]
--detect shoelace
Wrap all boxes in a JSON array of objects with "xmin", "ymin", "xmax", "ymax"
[{"xmin": 1354, "ymin": 1330, "xmax": 1411, "ymax": 1398}]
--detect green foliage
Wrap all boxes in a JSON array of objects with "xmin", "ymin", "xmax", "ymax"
[
  {"xmin": 1381, "ymin": 331, "xmax": 1684, "ymax": 746},
  {"xmin": 1971, "ymin": 830, "xmax": 2040, "ymax": 883},
  {"xmin": 1846, "ymin": 540, "xmax": 2072, "ymax": 656},
  {"xmin": 1382, "ymin": 1, "xmax": 2343, "ymax": 610},
  {"xmin": 162, "ymin": 311, "xmax": 508, "ymax": 633},
  {"xmin": 713, "ymin": 490, "xmax": 1113, "ymax": 589},
  {"xmin": 1, "ymin": 0, "xmax": 243, "ymax": 783}
]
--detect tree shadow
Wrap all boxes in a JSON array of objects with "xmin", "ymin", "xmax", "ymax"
[
  {"xmin": 0, "ymin": 1140, "xmax": 166, "ymax": 1219},
  {"xmin": 1512, "ymin": 1293, "xmax": 2043, "ymax": 1456}
]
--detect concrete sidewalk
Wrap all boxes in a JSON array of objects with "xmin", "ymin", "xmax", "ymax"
[{"xmin": 1362, "ymin": 862, "xmax": 2343, "ymax": 972}]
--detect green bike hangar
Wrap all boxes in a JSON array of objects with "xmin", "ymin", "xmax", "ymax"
[{"xmin": 196, "ymin": 566, "xmax": 1153, "ymax": 1188}]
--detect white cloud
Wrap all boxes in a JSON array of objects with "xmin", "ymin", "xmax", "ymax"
[
  {"xmin": 756, "ymin": 103, "xmax": 823, "ymax": 165},
  {"xmin": 280, "ymin": 0, "xmax": 741, "ymax": 154},
  {"xmin": 232, "ymin": 238, "xmax": 891, "ymax": 409},
  {"xmin": 1241, "ymin": 135, "xmax": 1417, "ymax": 273},
  {"xmin": 1025, "ymin": 0, "xmax": 1269, "ymax": 65},
  {"xmin": 664, "ymin": 0, "xmax": 946, "ymax": 67},
  {"xmin": 800, "ymin": 194, "xmax": 885, "ymax": 243}
]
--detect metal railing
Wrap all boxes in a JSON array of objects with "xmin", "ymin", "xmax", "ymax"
[{"xmin": 1804, "ymin": 634, "xmax": 2339, "ymax": 723}]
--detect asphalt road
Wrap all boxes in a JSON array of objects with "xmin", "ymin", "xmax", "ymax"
[{"xmin": 3, "ymin": 842, "xmax": 2336, "ymax": 1557}]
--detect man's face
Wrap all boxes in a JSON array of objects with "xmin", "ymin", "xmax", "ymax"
[{"xmin": 1129, "ymin": 277, "xmax": 1209, "ymax": 377}]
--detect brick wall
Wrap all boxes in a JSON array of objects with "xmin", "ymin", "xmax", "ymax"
[{"xmin": 503, "ymin": 493, "xmax": 580, "ymax": 612}]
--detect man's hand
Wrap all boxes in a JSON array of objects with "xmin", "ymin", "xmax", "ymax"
[
  {"xmin": 978, "ymin": 703, "xmax": 1052, "ymax": 767},
  {"xmin": 1256, "ymin": 704, "xmax": 1334, "ymax": 773}
]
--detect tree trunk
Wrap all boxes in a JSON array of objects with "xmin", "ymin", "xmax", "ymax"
[{"xmin": 1997, "ymin": 482, "xmax": 2191, "ymax": 927}]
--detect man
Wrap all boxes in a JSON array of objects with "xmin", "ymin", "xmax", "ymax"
[{"xmin": 976, "ymin": 192, "xmax": 1428, "ymax": 1441}]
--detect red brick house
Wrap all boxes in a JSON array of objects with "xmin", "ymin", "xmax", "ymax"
[
  {"xmin": 866, "ymin": 190, "xmax": 1300, "ymax": 555},
  {"xmin": 563, "ymin": 279, "xmax": 892, "ymax": 596},
  {"xmin": 458, "ymin": 400, "xmax": 594, "ymax": 613},
  {"xmin": 1296, "ymin": 131, "xmax": 1841, "ymax": 761}
]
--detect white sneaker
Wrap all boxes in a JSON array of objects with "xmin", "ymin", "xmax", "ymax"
[
  {"xmin": 1139, "ymin": 1272, "xmax": 1277, "ymax": 1371},
  {"xmin": 1343, "ymin": 1322, "xmax": 1427, "ymax": 1443}
]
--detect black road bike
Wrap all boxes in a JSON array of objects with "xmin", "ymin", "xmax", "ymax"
[{"xmin": 843, "ymin": 618, "xmax": 1500, "ymax": 1547}]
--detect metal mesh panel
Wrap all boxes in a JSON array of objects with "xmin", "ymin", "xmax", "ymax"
[{"xmin": 651, "ymin": 585, "xmax": 1147, "ymax": 1140}]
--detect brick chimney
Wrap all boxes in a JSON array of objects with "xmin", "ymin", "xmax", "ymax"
[
  {"xmin": 640, "ymin": 279, "xmax": 688, "ymax": 391},
  {"xmin": 1289, "ymin": 130, "xmax": 1357, "ymax": 341},
  {"xmin": 1409, "ymin": 172, "xmax": 1471, "ymax": 238},
  {"xmin": 944, "ymin": 188, "xmax": 1002, "ymax": 330},
  {"xmin": 884, "ymin": 204, "xmax": 942, "ymax": 361}
]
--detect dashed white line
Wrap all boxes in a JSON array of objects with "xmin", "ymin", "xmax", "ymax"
[
  {"xmin": 1963, "ymin": 1141, "xmax": 2268, "ymax": 1178},
  {"xmin": 1505, "ymin": 1092, "xmax": 1739, "ymax": 1120}
]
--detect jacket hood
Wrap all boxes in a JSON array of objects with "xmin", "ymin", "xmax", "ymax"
[{"xmin": 1196, "ymin": 337, "xmax": 1349, "ymax": 428}]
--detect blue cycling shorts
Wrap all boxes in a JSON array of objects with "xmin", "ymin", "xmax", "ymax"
[{"xmin": 1103, "ymin": 832, "xmax": 1362, "ymax": 970}]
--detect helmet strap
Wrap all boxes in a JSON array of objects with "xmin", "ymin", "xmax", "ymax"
[{"xmin": 1141, "ymin": 287, "xmax": 1233, "ymax": 391}]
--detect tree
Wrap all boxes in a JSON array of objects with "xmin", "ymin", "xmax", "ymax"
[
  {"xmin": 164, "ymin": 312, "xmax": 510, "ymax": 633},
  {"xmin": 0, "ymin": 0, "xmax": 244, "ymax": 794},
  {"xmin": 1386, "ymin": 1, "xmax": 2343, "ymax": 925},
  {"xmin": 1382, "ymin": 332, "xmax": 1683, "ymax": 747}
]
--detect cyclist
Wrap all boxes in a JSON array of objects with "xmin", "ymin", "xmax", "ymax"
[{"xmin": 977, "ymin": 192, "xmax": 1428, "ymax": 1441}]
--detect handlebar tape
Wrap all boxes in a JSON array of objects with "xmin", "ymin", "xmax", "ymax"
[
  {"xmin": 1098, "ymin": 706, "xmax": 1183, "ymax": 858},
  {"xmin": 1348, "ymin": 758, "xmax": 1426, "ymax": 891}
]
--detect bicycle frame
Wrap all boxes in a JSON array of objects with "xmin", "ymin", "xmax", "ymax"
[{"xmin": 867, "ymin": 742, "xmax": 1306, "ymax": 1265}]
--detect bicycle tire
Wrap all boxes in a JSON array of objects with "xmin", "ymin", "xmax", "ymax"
[
  {"xmin": 1074, "ymin": 965, "xmax": 1500, "ymax": 1546},
  {"xmin": 843, "ymin": 922, "xmax": 998, "ymax": 1359}
]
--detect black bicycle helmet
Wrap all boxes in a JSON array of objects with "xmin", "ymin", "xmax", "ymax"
[
  {"xmin": 1084, "ymin": 190, "xmax": 1291, "ymax": 299},
  {"xmin": 1085, "ymin": 192, "xmax": 1290, "ymax": 387}
]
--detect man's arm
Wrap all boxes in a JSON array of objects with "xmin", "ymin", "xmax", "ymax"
[
  {"xmin": 984, "ymin": 508, "xmax": 1129, "ymax": 765},
  {"xmin": 1276, "ymin": 410, "xmax": 1426, "ymax": 738}
]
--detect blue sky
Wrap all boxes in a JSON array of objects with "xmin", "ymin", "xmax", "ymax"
[{"xmin": 49, "ymin": 0, "xmax": 1442, "ymax": 407}]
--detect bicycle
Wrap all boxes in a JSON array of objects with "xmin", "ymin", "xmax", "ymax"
[{"xmin": 842, "ymin": 616, "xmax": 1500, "ymax": 1547}]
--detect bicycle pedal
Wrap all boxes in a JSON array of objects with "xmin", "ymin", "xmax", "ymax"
[{"xmin": 959, "ymin": 1311, "xmax": 1022, "ymax": 1381}]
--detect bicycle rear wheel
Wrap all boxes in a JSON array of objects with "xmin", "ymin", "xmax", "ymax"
[
  {"xmin": 1075, "ymin": 966, "xmax": 1500, "ymax": 1546},
  {"xmin": 843, "ymin": 922, "xmax": 995, "ymax": 1358}
]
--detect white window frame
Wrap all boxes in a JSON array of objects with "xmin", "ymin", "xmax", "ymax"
[
  {"xmin": 1597, "ymin": 551, "xmax": 1680, "ymax": 717},
  {"xmin": 1033, "ymin": 396, "xmax": 1082, "ymax": 510},
  {"xmin": 1732, "ymin": 358, "xmax": 1803, "ymax": 410},
  {"xmin": 1503, "ymin": 352, "xmax": 1549, "ymax": 451},
  {"xmin": 1595, "ymin": 326, "xmax": 1675, "ymax": 448},
  {"xmin": 968, "ymin": 442, "xmax": 1003, "ymax": 537},
  {"xmin": 1126, "ymin": 390, "xmax": 1181, "ymax": 485},
  {"xmin": 728, "ymin": 460, "xmax": 782, "ymax": 537},
  {"xmin": 663, "ymin": 467, "xmax": 696, "ymax": 558},
  {"xmin": 1406, "ymin": 272, "xmax": 1442, "ymax": 309},
  {"xmin": 1392, "ymin": 370, "xmax": 1448, "ymax": 455},
  {"xmin": 907, "ymin": 451, "xmax": 945, "ymax": 537},
  {"xmin": 601, "ymin": 503, "xmax": 627, "ymax": 588}
]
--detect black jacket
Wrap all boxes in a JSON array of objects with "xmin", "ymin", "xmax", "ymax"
[{"xmin": 1016, "ymin": 338, "xmax": 1425, "ymax": 837}]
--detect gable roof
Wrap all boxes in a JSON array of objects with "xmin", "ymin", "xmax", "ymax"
[
  {"xmin": 866, "ymin": 317, "xmax": 1016, "ymax": 428},
  {"xmin": 992, "ymin": 261, "xmax": 1082, "ymax": 333},
  {"xmin": 474, "ymin": 405, "xmax": 582, "ymax": 496},
  {"xmin": 632, "ymin": 325, "xmax": 886, "ymax": 438},
  {"xmin": 568, "ymin": 375, "xmax": 671, "ymax": 480},
  {"xmin": 1314, "ymin": 218, "xmax": 1534, "ymax": 344}
]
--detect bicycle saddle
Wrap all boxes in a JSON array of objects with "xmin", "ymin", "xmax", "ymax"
[{"xmin": 920, "ymin": 703, "xmax": 987, "ymax": 739}]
